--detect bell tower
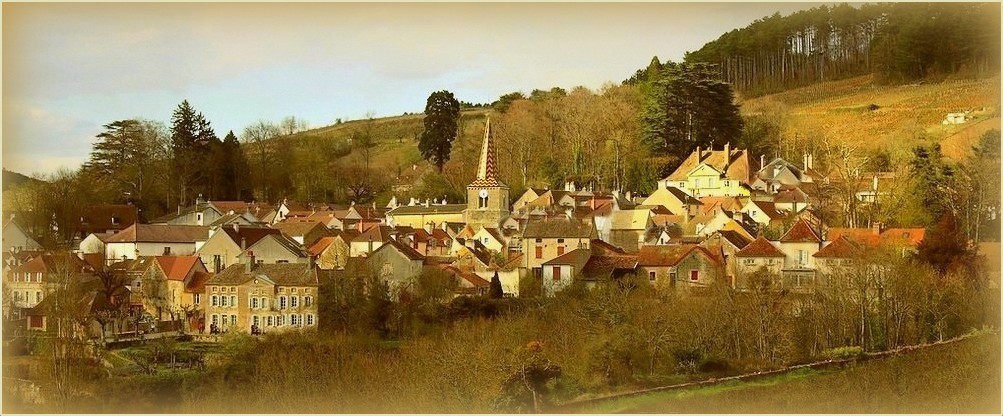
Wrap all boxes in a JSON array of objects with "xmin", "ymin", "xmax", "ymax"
[{"xmin": 464, "ymin": 117, "xmax": 510, "ymax": 229}]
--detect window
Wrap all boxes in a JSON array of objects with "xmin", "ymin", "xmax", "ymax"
[
  {"xmin": 217, "ymin": 295, "xmax": 225, "ymax": 307},
  {"xmin": 230, "ymin": 295, "xmax": 236, "ymax": 307},
  {"xmin": 35, "ymin": 291, "xmax": 42, "ymax": 303},
  {"xmin": 35, "ymin": 273, "xmax": 42, "ymax": 283},
  {"xmin": 798, "ymin": 250, "xmax": 807, "ymax": 265},
  {"xmin": 230, "ymin": 287, "xmax": 236, "ymax": 292},
  {"xmin": 252, "ymin": 298, "xmax": 259, "ymax": 309},
  {"xmin": 305, "ymin": 288, "xmax": 311, "ymax": 294},
  {"xmin": 277, "ymin": 260, "xmax": 289, "ymax": 264},
  {"xmin": 277, "ymin": 315, "xmax": 284, "ymax": 326},
  {"xmin": 222, "ymin": 315, "xmax": 229, "ymax": 325},
  {"xmin": 304, "ymin": 296, "xmax": 312, "ymax": 307},
  {"xmin": 212, "ymin": 287, "xmax": 218, "ymax": 293},
  {"xmin": 307, "ymin": 314, "xmax": 314, "ymax": 326},
  {"xmin": 267, "ymin": 316, "xmax": 274, "ymax": 326},
  {"xmin": 535, "ymin": 247, "xmax": 543, "ymax": 259},
  {"xmin": 163, "ymin": 246, "xmax": 171, "ymax": 255},
  {"xmin": 279, "ymin": 296, "xmax": 287, "ymax": 309},
  {"xmin": 194, "ymin": 294, "xmax": 201, "ymax": 305},
  {"xmin": 690, "ymin": 270, "xmax": 699, "ymax": 281},
  {"xmin": 279, "ymin": 287, "xmax": 285, "ymax": 293},
  {"xmin": 552, "ymin": 266, "xmax": 562, "ymax": 281},
  {"xmin": 111, "ymin": 216, "xmax": 120, "ymax": 225},
  {"xmin": 253, "ymin": 316, "xmax": 259, "ymax": 327},
  {"xmin": 291, "ymin": 314, "xmax": 298, "ymax": 326},
  {"xmin": 291, "ymin": 296, "xmax": 299, "ymax": 308},
  {"xmin": 556, "ymin": 246, "xmax": 565, "ymax": 256},
  {"xmin": 211, "ymin": 295, "xmax": 218, "ymax": 307},
  {"xmin": 670, "ymin": 272, "xmax": 677, "ymax": 280},
  {"xmin": 211, "ymin": 314, "xmax": 218, "ymax": 326},
  {"xmin": 557, "ymin": 238, "xmax": 565, "ymax": 243},
  {"xmin": 743, "ymin": 259, "xmax": 755, "ymax": 265},
  {"xmin": 535, "ymin": 238, "xmax": 542, "ymax": 243},
  {"xmin": 231, "ymin": 315, "xmax": 236, "ymax": 325},
  {"xmin": 14, "ymin": 292, "xmax": 20, "ymax": 302},
  {"xmin": 649, "ymin": 271, "xmax": 656, "ymax": 282}
]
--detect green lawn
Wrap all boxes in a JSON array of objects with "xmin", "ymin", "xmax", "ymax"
[{"xmin": 574, "ymin": 334, "xmax": 1001, "ymax": 414}]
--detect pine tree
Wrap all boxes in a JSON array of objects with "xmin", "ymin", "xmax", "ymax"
[
  {"xmin": 419, "ymin": 90, "xmax": 461, "ymax": 172},
  {"xmin": 170, "ymin": 100, "xmax": 217, "ymax": 205},
  {"xmin": 489, "ymin": 271, "xmax": 504, "ymax": 299}
]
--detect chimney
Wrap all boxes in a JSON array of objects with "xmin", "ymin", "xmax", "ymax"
[
  {"xmin": 695, "ymin": 146, "xmax": 701, "ymax": 161},
  {"xmin": 724, "ymin": 142, "xmax": 731, "ymax": 157},
  {"xmin": 309, "ymin": 253, "xmax": 316, "ymax": 269},
  {"xmin": 808, "ymin": 154, "xmax": 813, "ymax": 170},
  {"xmin": 761, "ymin": 154, "xmax": 765, "ymax": 169},
  {"xmin": 245, "ymin": 250, "xmax": 255, "ymax": 272},
  {"xmin": 803, "ymin": 153, "xmax": 808, "ymax": 170},
  {"xmin": 732, "ymin": 210, "xmax": 743, "ymax": 222},
  {"xmin": 625, "ymin": 191, "xmax": 632, "ymax": 202},
  {"xmin": 357, "ymin": 221, "xmax": 364, "ymax": 233},
  {"xmin": 424, "ymin": 221, "xmax": 433, "ymax": 234}
]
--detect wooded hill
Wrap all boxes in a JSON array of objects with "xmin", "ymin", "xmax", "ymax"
[{"xmin": 627, "ymin": 2, "xmax": 1001, "ymax": 97}]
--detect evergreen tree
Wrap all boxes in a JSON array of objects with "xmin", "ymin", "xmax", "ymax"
[
  {"xmin": 170, "ymin": 100, "xmax": 217, "ymax": 205},
  {"xmin": 419, "ymin": 90, "xmax": 461, "ymax": 173},
  {"xmin": 641, "ymin": 62, "xmax": 744, "ymax": 173},
  {"xmin": 489, "ymin": 271, "xmax": 504, "ymax": 299}
]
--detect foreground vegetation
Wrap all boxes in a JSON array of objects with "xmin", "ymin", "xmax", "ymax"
[{"xmin": 577, "ymin": 332, "xmax": 1000, "ymax": 414}]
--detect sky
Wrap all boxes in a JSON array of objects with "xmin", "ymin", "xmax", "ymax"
[{"xmin": 2, "ymin": 2, "xmax": 828, "ymax": 177}]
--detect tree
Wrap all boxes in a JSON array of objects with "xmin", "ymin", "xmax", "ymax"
[
  {"xmin": 489, "ymin": 271, "xmax": 504, "ymax": 299},
  {"xmin": 279, "ymin": 116, "xmax": 309, "ymax": 135},
  {"xmin": 170, "ymin": 100, "xmax": 217, "ymax": 206},
  {"xmin": 641, "ymin": 62, "xmax": 744, "ymax": 173},
  {"xmin": 241, "ymin": 120, "xmax": 283, "ymax": 200},
  {"xmin": 493, "ymin": 91, "xmax": 526, "ymax": 113},
  {"xmin": 419, "ymin": 90, "xmax": 461, "ymax": 172}
]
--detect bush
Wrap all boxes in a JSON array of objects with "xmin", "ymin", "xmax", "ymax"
[{"xmin": 822, "ymin": 346, "xmax": 864, "ymax": 360}]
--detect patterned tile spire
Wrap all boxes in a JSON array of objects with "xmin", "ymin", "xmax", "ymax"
[{"xmin": 471, "ymin": 116, "xmax": 504, "ymax": 187}]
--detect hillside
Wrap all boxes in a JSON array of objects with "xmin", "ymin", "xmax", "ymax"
[{"xmin": 741, "ymin": 74, "xmax": 1001, "ymax": 163}]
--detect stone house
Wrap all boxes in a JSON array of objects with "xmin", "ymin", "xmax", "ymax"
[
  {"xmin": 637, "ymin": 244, "xmax": 724, "ymax": 292},
  {"xmin": 203, "ymin": 260, "xmax": 319, "ymax": 334}
]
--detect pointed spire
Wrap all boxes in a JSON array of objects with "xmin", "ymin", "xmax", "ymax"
[
  {"xmin": 477, "ymin": 117, "xmax": 496, "ymax": 181},
  {"xmin": 469, "ymin": 116, "xmax": 505, "ymax": 188}
]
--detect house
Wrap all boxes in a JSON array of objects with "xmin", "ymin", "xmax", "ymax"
[
  {"xmin": 151, "ymin": 197, "xmax": 223, "ymax": 226},
  {"xmin": 608, "ymin": 209, "xmax": 654, "ymax": 252},
  {"xmin": 104, "ymin": 224, "xmax": 209, "ymax": 261},
  {"xmin": 203, "ymin": 261, "xmax": 319, "ymax": 334},
  {"xmin": 943, "ymin": 112, "xmax": 968, "ymax": 125},
  {"xmin": 813, "ymin": 236, "xmax": 863, "ymax": 279},
  {"xmin": 386, "ymin": 203, "xmax": 467, "ymax": 229},
  {"xmin": 693, "ymin": 209, "xmax": 756, "ymax": 241},
  {"xmin": 521, "ymin": 217, "xmax": 596, "ymax": 279},
  {"xmin": 469, "ymin": 226, "xmax": 507, "ymax": 253},
  {"xmin": 208, "ymin": 212, "xmax": 261, "ymax": 227},
  {"xmin": 410, "ymin": 227, "xmax": 452, "ymax": 257},
  {"xmin": 350, "ymin": 225, "xmax": 395, "ymax": 257},
  {"xmin": 5, "ymin": 252, "xmax": 94, "ymax": 312},
  {"xmin": 776, "ymin": 218, "xmax": 823, "ymax": 290},
  {"xmin": 637, "ymin": 244, "xmax": 724, "ymax": 292},
  {"xmin": 369, "ymin": 238, "xmax": 426, "ymax": 291},
  {"xmin": 773, "ymin": 187, "xmax": 811, "ymax": 213},
  {"xmin": 733, "ymin": 236, "xmax": 786, "ymax": 288},
  {"xmin": 308, "ymin": 231, "xmax": 356, "ymax": 270},
  {"xmin": 750, "ymin": 156, "xmax": 815, "ymax": 193},
  {"xmin": 79, "ymin": 232, "xmax": 116, "ymax": 255},
  {"xmin": 741, "ymin": 200, "xmax": 786, "ymax": 227},
  {"xmin": 541, "ymin": 248, "xmax": 591, "ymax": 297},
  {"xmin": 853, "ymin": 172, "xmax": 896, "ymax": 204},
  {"xmin": 701, "ymin": 229, "xmax": 752, "ymax": 282},
  {"xmin": 640, "ymin": 186, "xmax": 702, "ymax": 217},
  {"xmin": 196, "ymin": 225, "xmax": 306, "ymax": 273},
  {"xmin": 2, "ymin": 216, "xmax": 42, "ymax": 252},
  {"xmin": 464, "ymin": 118, "xmax": 511, "ymax": 230},
  {"xmin": 438, "ymin": 265, "xmax": 492, "ymax": 297},
  {"xmin": 272, "ymin": 221, "xmax": 330, "ymax": 247},
  {"xmin": 76, "ymin": 204, "xmax": 138, "ymax": 240},
  {"xmin": 658, "ymin": 143, "xmax": 756, "ymax": 198},
  {"xmin": 512, "ymin": 188, "xmax": 550, "ymax": 211},
  {"xmin": 138, "ymin": 256, "xmax": 209, "ymax": 324}
]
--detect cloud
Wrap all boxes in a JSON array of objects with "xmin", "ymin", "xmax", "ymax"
[{"xmin": 2, "ymin": 102, "xmax": 96, "ymax": 175}]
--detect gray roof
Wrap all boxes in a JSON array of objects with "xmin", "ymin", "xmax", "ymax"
[{"xmin": 523, "ymin": 217, "xmax": 596, "ymax": 239}]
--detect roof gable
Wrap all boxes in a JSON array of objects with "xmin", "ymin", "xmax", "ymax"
[
  {"xmin": 780, "ymin": 218, "xmax": 821, "ymax": 243},
  {"xmin": 735, "ymin": 236, "xmax": 786, "ymax": 258}
]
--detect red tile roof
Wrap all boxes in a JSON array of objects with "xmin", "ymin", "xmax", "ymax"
[
  {"xmin": 814, "ymin": 236, "xmax": 862, "ymax": 258},
  {"xmin": 735, "ymin": 236, "xmax": 786, "ymax": 258},
  {"xmin": 105, "ymin": 224, "xmax": 209, "ymax": 243},
  {"xmin": 155, "ymin": 256, "xmax": 202, "ymax": 281},
  {"xmin": 780, "ymin": 218, "xmax": 821, "ymax": 243},
  {"xmin": 308, "ymin": 236, "xmax": 337, "ymax": 256}
]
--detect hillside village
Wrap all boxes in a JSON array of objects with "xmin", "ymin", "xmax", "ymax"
[{"xmin": 2, "ymin": 116, "xmax": 933, "ymax": 339}]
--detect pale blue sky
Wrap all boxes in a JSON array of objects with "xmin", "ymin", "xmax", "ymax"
[{"xmin": 2, "ymin": 2, "xmax": 828, "ymax": 176}]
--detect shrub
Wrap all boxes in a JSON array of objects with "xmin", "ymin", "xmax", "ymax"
[{"xmin": 822, "ymin": 346, "xmax": 864, "ymax": 360}]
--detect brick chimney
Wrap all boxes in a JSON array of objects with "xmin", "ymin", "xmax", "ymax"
[{"xmin": 245, "ymin": 250, "xmax": 255, "ymax": 272}]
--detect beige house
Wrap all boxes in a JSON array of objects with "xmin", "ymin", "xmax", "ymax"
[
  {"xmin": 608, "ymin": 209, "xmax": 653, "ymax": 252},
  {"xmin": 104, "ymin": 224, "xmax": 209, "ymax": 261},
  {"xmin": 386, "ymin": 203, "xmax": 467, "ymax": 229},
  {"xmin": 138, "ymin": 256, "xmax": 209, "ymax": 325},
  {"xmin": 659, "ymin": 144, "xmax": 756, "ymax": 198},
  {"xmin": 640, "ymin": 186, "xmax": 702, "ymax": 216},
  {"xmin": 733, "ymin": 236, "xmax": 786, "ymax": 289},
  {"xmin": 541, "ymin": 248, "xmax": 591, "ymax": 297},
  {"xmin": 272, "ymin": 221, "xmax": 330, "ymax": 247},
  {"xmin": 203, "ymin": 261, "xmax": 319, "ymax": 334},
  {"xmin": 308, "ymin": 231, "xmax": 356, "ymax": 270},
  {"xmin": 196, "ymin": 225, "xmax": 307, "ymax": 273},
  {"xmin": 5, "ymin": 252, "xmax": 94, "ymax": 312},
  {"xmin": 521, "ymin": 217, "xmax": 596, "ymax": 279},
  {"xmin": 776, "ymin": 218, "xmax": 823, "ymax": 290},
  {"xmin": 368, "ymin": 238, "xmax": 426, "ymax": 291},
  {"xmin": 2, "ymin": 217, "xmax": 42, "ymax": 252}
]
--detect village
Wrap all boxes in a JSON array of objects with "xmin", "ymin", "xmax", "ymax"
[{"xmin": 2, "ymin": 117, "xmax": 932, "ymax": 342}]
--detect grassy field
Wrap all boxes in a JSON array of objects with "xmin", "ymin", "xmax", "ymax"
[
  {"xmin": 742, "ymin": 74, "xmax": 1001, "ymax": 163},
  {"xmin": 574, "ymin": 333, "xmax": 1001, "ymax": 414}
]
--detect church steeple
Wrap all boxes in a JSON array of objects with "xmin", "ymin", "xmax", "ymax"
[
  {"xmin": 464, "ymin": 117, "xmax": 510, "ymax": 229},
  {"xmin": 470, "ymin": 117, "xmax": 504, "ymax": 188}
]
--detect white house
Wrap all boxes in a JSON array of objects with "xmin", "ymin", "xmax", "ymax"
[{"xmin": 104, "ymin": 224, "xmax": 209, "ymax": 262}]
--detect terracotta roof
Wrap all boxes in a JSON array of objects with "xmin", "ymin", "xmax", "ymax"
[
  {"xmin": 273, "ymin": 221, "xmax": 328, "ymax": 238},
  {"xmin": 814, "ymin": 236, "xmax": 862, "ymax": 258},
  {"xmin": 208, "ymin": 263, "xmax": 319, "ymax": 286},
  {"xmin": 880, "ymin": 228, "xmax": 925, "ymax": 247},
  {"xmin": 734, "ymin": 236, "xmax": 785, "ymax": 258},
  {"xmin": 698, "ymin": 196, "xmax": 745, "ymax": 215},
  {"xmin": 779, "ymin": 218, "xmax": 821, "ymax": 243},
  {"xmin": 308, "ymin": 236, "xmax": 337, "ymax": 256},
  {"xmin": 665, "ymin": 147, "xmax": 756, "ymax": 184},
  {"xmin": 155, "ymin": 256, "xmax": 201, "ymax": 281},
  {"xmin": 749, "ymin": 201, "xmax": 785, "ymax": 220},
  {"xmin": 714, "ymin": 230, "xmax": 752, "ymax": 249},
  {"xmin": 542, "ymin": 248, "xmax": 592, "ymax": 269},
  {"xmin": 11, "ymin": 252, "xmax": 92, "ymax": 275},
  {"xmin": 637, "ymin": 244, "xmax": 702, "ymax": 267},
  {"xmin": 826, "ymin": 227, "xmax": 925, "ymax": 247},
  {"xmin": 591, "ymin": 239, "xmax": 629, "ymax": 255},
  {"xmin": 81, "ymin": 253, "xmax": 105, "ymax": 269},
  {"xmin": 582, "ymin": 254, "xmax": 638, "ymax": 280},
  {"xmin": 185, "ymin": 271, "xmax": 211, "ymax": 293},
  {"xmin": 105, "ymin": 224, "xmax": 209, "ymax": 243}
]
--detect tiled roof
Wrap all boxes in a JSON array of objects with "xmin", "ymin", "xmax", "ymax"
[
  {"xmin": 105, "ymin": 224, "xmax": 209, "ymax": 243},
  {"xmin": 155, "ymin": 256, "xmax": 201, "ymax": 281},
  {"xmin": 611, "ymin": 210, "xmax": 652, "ymax": 231},
  {"xmin": 666, "ymin": 147, "xmax": 756, "ymax": 184},
  {"xmin": 208, "ymin": 263, "xmax": 319, "ymax": 286},
  {"xmin": 523, "ymin": 217, "xmax": 595, "ymax": 239},
  {"xmin": 780, "ymin": 218, "xmax": 821, "ymax": 243},
  {"xmin": 734, "ymin": 236, "xmax": 785, "ymax": 258},
  {"xmin": 440, "ymin": 265, "xmax": 491, "ymax": 288},
  {"xmin": 542, "ymin": 248, "xmax": 592, "ymax": 269},
  {"xmin": 186, "ymin": 271, "xmax": 211, "ymax": 293},
  {"xmin": 388, "ymin": 204, "xmax": 467, "ymax": 216},
  {"xmin": 591, "ymin": 239, "xmax": 629, "ymax": 256},
  {"xmin": 221, "ymin": 226, "xmax": 283, "ymax": 248},
  {"xmin": 308, "ymin": 237, "xmax": 337, "ymax": 256},
  {"xmin": 471, "ymin": 117, "xmax": 506, "ymax": 187},
  {"xmin": 715, "ymin": 230, "xmax": 752, "ymax": 249},
  {"xmin": 377, "ymin": 238, "xmax": 426, "ymax": 261},
  {"xmin": 774, "ymin": 188, "xmax": 810, "ymax": 204},
  {"xmin": 637, "ymin": 244, "xmax": 702, "ymax": 267},
  {"xmin": 749, "ymin": 201, "xmax": 785, "ymax": 220},
  {"xmin": 814, "ymin": 236, "xmax": 862, "ymax": 258},
  {"xmin": 11, "ymin": 252, "xmax": 92, "ymax": 275},
  {"xmin": 78, "ymin": 204, "xmax": 138, "ymax": 233},
  {"xmin": 273, "ymin": 221, "xmax": 328, "ymax": 238}
]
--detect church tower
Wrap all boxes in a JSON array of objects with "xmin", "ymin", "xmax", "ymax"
[{"xmin": 464, "ymin": 117, "xmax": 510, "ymax": 229}]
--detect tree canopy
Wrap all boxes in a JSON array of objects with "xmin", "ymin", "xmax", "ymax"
[{"xmin": 419, "ymin": 90, "xmax": 461, "ymax": 172}]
